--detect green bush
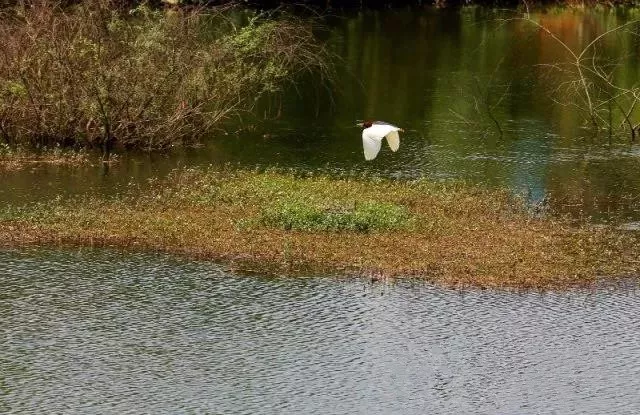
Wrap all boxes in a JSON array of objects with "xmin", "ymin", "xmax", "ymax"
[{"xmin": 260, "ymin": 199, "xmax": 412, "ymax": 232}]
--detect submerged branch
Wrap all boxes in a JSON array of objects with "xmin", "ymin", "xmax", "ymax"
[{"xmin": 519, "ymin": 12, "xmax": 640, "ymax": 136}]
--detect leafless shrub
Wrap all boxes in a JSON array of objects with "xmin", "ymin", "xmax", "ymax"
[
  {"xmin": 519, "ymin": 13, "xmax": 640, "ymax": 141},
  {"xmin": 0, "ymin": 0, "xmax": 333, "ymax": 157}
]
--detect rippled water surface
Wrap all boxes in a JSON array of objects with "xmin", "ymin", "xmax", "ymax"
[{"xmin": 2, "ymin": 249, "xmax": 639, "ymax": 414}]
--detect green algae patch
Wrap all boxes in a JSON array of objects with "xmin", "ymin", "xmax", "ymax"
[{"xmin": 2, "ymin": 168, "xmax": 640, "ymax": 289}]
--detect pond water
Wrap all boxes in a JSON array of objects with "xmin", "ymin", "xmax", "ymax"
[
  {"xmin": 3, "ymin": 9, "xmax": 640, "ymax": 413},
  {"xmin": 2, "ymin": 7, "xmax": 640, "ymax": 222},
  {"xmin": 1, "ymin": 248, "xmax": 639, "ymax": 414}
]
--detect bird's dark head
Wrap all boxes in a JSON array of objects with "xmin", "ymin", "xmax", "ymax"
[{"xmin": 356, "ymin": 120, "xmax": 373, "ymax": 129}]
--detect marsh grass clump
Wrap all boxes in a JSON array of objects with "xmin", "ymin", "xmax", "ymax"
[
  {"xmin": 194, "ymin": 171, "xmax": 413, "ymax": 231},
  {"xmin": 2, "ymin": 168, "xmax": 640, "ymax": 289},
  {"xmin": 0, "ymin": 0, "xmax": 332, "ymax": 157},
  {"xmin": 260, "ymin": 199, "xmax": 411, "ymax": 232}
]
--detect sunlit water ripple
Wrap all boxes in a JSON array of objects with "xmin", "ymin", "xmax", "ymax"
[{"xmin": 1, "ymin": 248, "xmax": 639, "ymax": 414}]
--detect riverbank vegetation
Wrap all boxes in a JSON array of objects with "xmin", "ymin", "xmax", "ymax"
[
  {"xmin": 2, "ymin": 168, "xmax": 639, "ymax": 289},
  {"xmin": 0, "ymin": 144, "xmax": 92, "ymax": 170},
  {"xmin": 0, "ymin": 0, "xmax": 332, "ymax": 158}
]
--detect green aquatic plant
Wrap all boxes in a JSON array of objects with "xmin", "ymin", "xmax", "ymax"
[{"xmin": 260, "ymin": 199, "xmax": 411, "ymax": 232}]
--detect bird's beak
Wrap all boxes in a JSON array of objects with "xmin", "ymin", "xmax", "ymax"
[{"xmin": 356, "ymin": 122, "xmax": 364, "ymax": 128}]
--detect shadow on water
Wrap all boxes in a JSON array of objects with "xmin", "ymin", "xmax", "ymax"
[{"xmin": 2, "ymin": 7, "xmax": 640, "ymax": 223}]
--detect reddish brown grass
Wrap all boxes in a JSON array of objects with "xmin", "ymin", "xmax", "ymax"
[{"xmin": 1, "ymin": 169, "xmax": 639, "ymax": 289}]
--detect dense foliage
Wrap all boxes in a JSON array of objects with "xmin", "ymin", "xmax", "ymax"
[{"xmin": 0, "ymin": 0, "xmax": 332, "ymax": 156}]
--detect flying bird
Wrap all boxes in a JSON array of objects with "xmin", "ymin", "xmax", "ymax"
[{"xmin": 357, "ymin": 121, "xmax": 403, "ymax": 161}]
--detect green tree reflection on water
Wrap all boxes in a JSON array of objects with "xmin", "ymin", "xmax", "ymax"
[
  {"xmin": 2, "ymin": 7, "xmax": 640, "ymax": 222},
  {"xmin": 268, "ymin": 7, "xmax": 640, "ymax": 221}
]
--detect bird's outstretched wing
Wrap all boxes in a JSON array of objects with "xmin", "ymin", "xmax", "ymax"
[
  {"xmin": 362, "ymin": 134, "xmax": 382, "ymax": 161},
  {"xmin": 385, "ymin": 130, "xmax": 400, "ymax": 152}
]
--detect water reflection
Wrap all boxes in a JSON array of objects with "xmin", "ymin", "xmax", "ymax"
[
  {"xmin": 2, "ymin": 8, "xmax": 640, "ymax": 221},
  {"xmin": 1, "ymin": 248, "xmax": 640, "ymax": 413}
]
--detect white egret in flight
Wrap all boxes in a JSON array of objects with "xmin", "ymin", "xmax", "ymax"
[{"xmin": 357, "ymin": 121, "xmax": 403, "ymax": 161}]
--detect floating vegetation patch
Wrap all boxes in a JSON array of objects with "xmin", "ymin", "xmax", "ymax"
[{"xmin": 1, "ymin": 167, "xmax": 640, "ymax": 289}]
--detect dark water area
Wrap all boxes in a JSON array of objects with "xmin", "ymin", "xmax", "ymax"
[
  {"xmin": 1, "ymin": 248, "xmax": 640, "ymax": 413},
  {"xmin": 2, "ymin": 7, "xmax": 640, "ymax": 223}
]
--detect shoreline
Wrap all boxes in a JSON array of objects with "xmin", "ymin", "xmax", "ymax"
[
  {"xmin": 2, "ymin": 168, "xmax": 639, "ymax": 290},
  {"xmin": 0, "ymin": 147, "xmax": 100, "ymax": 171}
]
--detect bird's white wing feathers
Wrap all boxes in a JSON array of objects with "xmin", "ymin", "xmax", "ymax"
[
  {"xmin": 362, "ymin": 123, "xmax": 401, "ymax": 160},
  {"xmin": 367, "ymin": 123, "xmax": 399, "ymax": 138},
  {"xmin": 362, "ymin": 134, "xmax": 382, "ymax": 161},
  {"xmin": 385, "ymin": 130, "xmax": 400, "ymax": 152}
]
